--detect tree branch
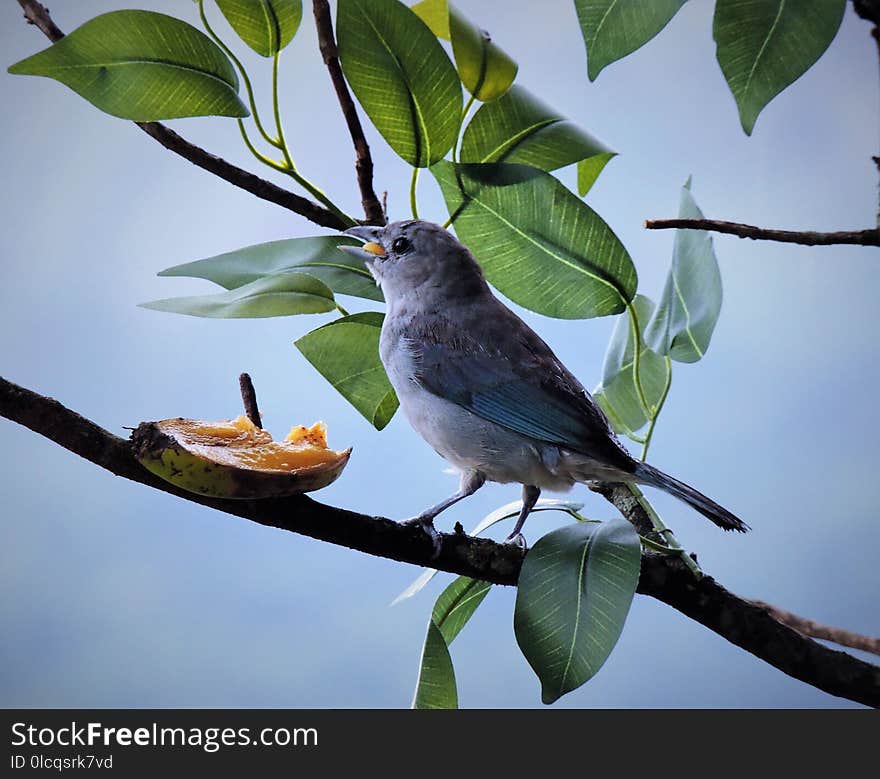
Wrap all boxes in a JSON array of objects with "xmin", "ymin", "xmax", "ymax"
[
  {"xmin": 750, "ymin": 601, "xmax": 880, "ymax": 657},
  {"xmin": 1, "ymin": 375, "xmax": 877, "ymax": 708},
  {"xmin": 645, "ymin": 218, "xmax": 880, "ymax": 247},
  {"xmin": 14, "ymin": 0, "xmax": 347, "ymax": 231},
  {"xmin": 238, "ymin": 373, "xmax": 263, "ymax": 429},
  {"xmin": 135, "ymin": 122, "xmax": 346, "ymax": 229},
  {"xmin": 312, "ymin": 0, "xmax": 386, "ymax": 225},
  {"xmin": 17, "ymin": 0, "xmax": 62, "ymax": 41},
  {"xmin": 648, "ymin": 3, "xmax": 880, "ymax": 247}
]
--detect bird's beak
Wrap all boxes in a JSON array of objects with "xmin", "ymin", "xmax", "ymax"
[
  {"xmin": 339, "ymin": 225, "xmax": 387, "ymax": 262},
  {"xmin": 344, "ymin": 225, "xmax": 382, "ymax": 242}
]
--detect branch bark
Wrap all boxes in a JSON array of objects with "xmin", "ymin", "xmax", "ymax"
[
  {"xmin": 1, "ymin": 375, "xmax": 877, "ymax": 708},
  {"xmin": 14, "ymin": 0, "xmax": 347, "ymax": 231},
  {"xmin": 645, "ymin": 218, "xmax": 880, "ymax": 247},
  {"xmin": 312, "ymin": 0, "xmax": 386, "ymax": 225},
  {"xmin": 750, "ymin": 601, "xmax": 880, "ymax": 657},
  {"xmin": 238, "ymin": 373, "xmax": 263, "ymax": 429}
]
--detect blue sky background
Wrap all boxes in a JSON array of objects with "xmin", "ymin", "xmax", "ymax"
[{"xmin": 1, "ymin": 0, "xmax": 877, "ymax": 708}]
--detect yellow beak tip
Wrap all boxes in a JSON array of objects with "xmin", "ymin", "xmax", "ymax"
[{"xmin": 362, "ymin": 241, "xmax": 386, "ymax": 257}]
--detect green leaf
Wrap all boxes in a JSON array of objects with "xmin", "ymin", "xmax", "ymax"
[
  {"xmin": 215, "ymin": 0, "xmax": 302, "ymax": 56},
  {"xmin": 514, "ymin": 519, "xmax": 640, "ymax": 704},
  {"xmin": 578, "ymin": 154, "xmax": 614, "ymax": 197},
  {"xmin": 158, "ymin": 236, "xmax": 382, "ymax": 302},
  {"xmin": 392, "ymin": 499, "xmax": 586, "ymax": 606},
  {"xmin": 294, "ymin": 312, "xmax": 398, "ymax": 430},
  {"xmin": 449, "ymin": 7, "xmax": 517, "ymax": 101},
  {"xmin": 393, "ymin": 569, "xmax": 439, "ymax": 606},
  {"xmin": 459, "ymin": 85, "xmax": 614, "ymax": 185},
  {"xmin": 432, "ymin": 162, "xmax": 637, "ymax": 319},
  {"xmin": 337, "ymin": 0, "xmax": 461, "ymax": 166},
  {"xmin": 412, "ymin": 621, "xmax": 458, "ymax": 709},
  {"xmin": 8, "ymin": 10, "xmax": 247, "ymax": 121},
  {"xmin": 431, "ymin": 576, "xmax": 492, "ymax": 644},
  {"xmin": 411, "ymin": 0, "xmax": 451, "ymax": 39},
  {"xmin": 413, "ymin": 1, "xmax": 518, "ymax": 100},
  {"xmin": 713, "ymin": 0, "xmax": 846, "ymax": 135},
  {"xmin": 594, "ymin": 294, "xmax": 670, "ymax": 438},
  {"xmin": 574, "ymin": 0, "xmax": 688, "ymax": 81},
  {"xmin": 140, "ymin": 272, "xmax": 335, "ymax": 318},
  {"xmin": 413, "ymin": 576, "xmax": 491, "ymax": 709},
  {"xmin": 645, "ymin": 179, "xmax": 722, "ymax": 363}
]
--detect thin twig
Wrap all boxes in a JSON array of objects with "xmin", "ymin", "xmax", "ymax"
[
  {"xmin": 751, "ymin": 600, "xmax": 880, "ymax": 657},
  {"xmin": 17, "ymin": 0, "xmax": 62, "ymax": 40},
  {"xmin": 312, "ymin": 0, "xmax": 386, "ymax": 225},
  {"xmin": 1, "ymin": 375, "xmax": 877, "ymax": 708},
  {"xmin": 645, "ymin": 218, "xmax": 880, "ymax": 247},
  {"xmin": 14, "ymin": 0, "xmax": 346, "ymax": 231},
  {"xmin": 238, "ymin": 373, "xmax": 262, "ymax": 429},
  {"xmin": 138, "ymin": 122, "xmax": 346, "ymax": 229}
]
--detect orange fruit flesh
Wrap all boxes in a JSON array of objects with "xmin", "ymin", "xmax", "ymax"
[{"xmin": 171, "ymin": 416, "xmax": 343, "ymax": 472}]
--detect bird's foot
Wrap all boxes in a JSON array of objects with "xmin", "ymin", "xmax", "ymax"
[
  {"xmin": 402, "ymin": 514, "xmax": 442, "ymax": 559},
  {"xmin": 504, "ymin": 531, "xmax": 527, "ymax": 551}
]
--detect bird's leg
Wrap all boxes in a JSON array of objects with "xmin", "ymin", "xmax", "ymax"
[
  {"xmin": 404, "ymin": 470, "xmax": 485, "ymax": 526},
  {"xmin": 505, "ymin": 484, "xmax": 541, "ymax": 545},
  {"xmin": 403, "ymin": 471, "xmax": 485, "ymax": 557}
]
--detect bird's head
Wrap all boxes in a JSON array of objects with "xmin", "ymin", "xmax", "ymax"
[{"xmin": 340, "ymin": 220, "xmax": 487, "ymax": 305}]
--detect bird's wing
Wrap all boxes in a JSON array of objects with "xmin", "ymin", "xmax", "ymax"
[{"xmin": 407, "ymin": 308, "xmax": 634, "ymax": 471}]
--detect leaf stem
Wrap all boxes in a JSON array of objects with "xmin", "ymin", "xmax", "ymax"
[
  {"xmin": 628, "ymin": 484, "xmax": 702, "ymax": 578},
  {"xmin": 271, "ymin": 50, "xmax": 296, "ymax": 169},
  {"xmin": 410, "ymin": 166, "xmax": 420, "ymax": 220},
  {"xmin": 640, "ymin": 356, "xmax": 672, "ymax": 461},
  {"xmin": 198, "ymin": 0, "xmax": 279, "ymax": 147},
  {"xmin": 599, "ymin": 392, "xmax": 647, "ymax": 444},
  {"xmin": 236, "ymin": 119, "xmax": 288, "ymax": 173},
  {"xmin": 199, "ymin": 1, "xmax": 355, "ymax": 227},
  {"xmin": 453, "ymin": 93, "xmax": 477, "ymax": 165},
  {"xmin": 639, "ymin": 536, "xmax": 678, "ymax": 555},
  {"xmin": 269, "ymin": 51, "xmax": 357, "ymax": 227},
  {"xmin": 335, "ymin": 302, "xmax": 350, "ymax": 317}
]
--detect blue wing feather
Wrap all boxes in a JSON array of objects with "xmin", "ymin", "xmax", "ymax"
[{"xmin": 416, "ymin": 331, "xmax": 633, "ymax": 472}]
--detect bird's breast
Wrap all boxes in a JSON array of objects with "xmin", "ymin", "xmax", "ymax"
[{"xmin": 379, "ymin": 321, "xmax": 421, "ymax": 389}]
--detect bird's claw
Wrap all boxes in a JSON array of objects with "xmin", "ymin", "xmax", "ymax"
[
  {"xmin": 402, "ymin": 515, "xmax": 442, "ymax": 559},
  {"xmin": 504, "ymin": 531, "xmax": 527, "ymax": 551}
]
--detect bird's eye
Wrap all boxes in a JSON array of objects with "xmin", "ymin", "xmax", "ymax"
[{"xmin": 391, "ymin": 236, "xmax": 411, "ymax": 254}]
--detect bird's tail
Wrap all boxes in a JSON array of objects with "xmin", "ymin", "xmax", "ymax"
[{"xmin": 633, "ymin": 462, "xmax": 749, "ymax": 533}]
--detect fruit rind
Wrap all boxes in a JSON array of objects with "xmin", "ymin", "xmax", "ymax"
[{"xmin": 131, "ymin": 418, "xmax": 350, "ymax": 499}]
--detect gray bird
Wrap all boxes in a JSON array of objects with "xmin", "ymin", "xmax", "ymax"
[{"xmin": 341, "ymin": 220, "xmax": 748, "ymax": 545}]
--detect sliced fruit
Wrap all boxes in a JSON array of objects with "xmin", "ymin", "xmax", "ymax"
[{"xmin": 131, "ymin": 415, "xmax": 351, "ymax": 498}]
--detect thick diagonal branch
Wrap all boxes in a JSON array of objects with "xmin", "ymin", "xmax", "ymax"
[
  {"xmin": 312, "ymin": 0, "xmax": 386, "ymax": 225},
  {"xmin": 15, "ymin": 0, "xmax": 347, "ymax": 231},
  {"xmin": 750, "ymin": 601, "xmax": 880, "ymax": 657},
  {"xmin": 645, "ymin": 218, "xmax": 880, "ymax": 247},
  {"xmin": 1, "ymin": 376, "xmax": 877, "ymax": 708}
]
